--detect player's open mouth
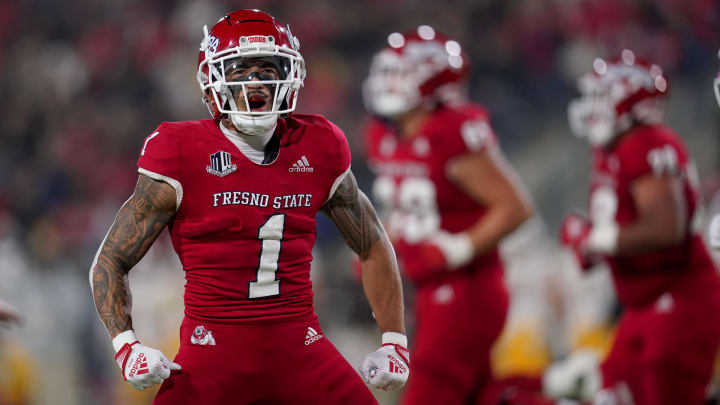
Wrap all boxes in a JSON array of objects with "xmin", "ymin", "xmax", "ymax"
[{"xmin": 247, "ymin": 94, "xmax": 269, "ymax": 112}]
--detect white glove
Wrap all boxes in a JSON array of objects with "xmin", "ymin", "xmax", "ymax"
[
  {"xmin": 360, "ymin": 332, "xmax": 410, "ymax": 391},
  {"xmin": 710, "ymin": 214, "xmax": 720, "ymax": 249},
  {"xmin": 427, "ymin": 231, "xmax": 474, "ymax": 269},
  {"xmin": 543, "ymin": 349, "xmax": 601, "ymax": 401},
  {"xmin": 113, "ymin": 330, "xmax": 181, "ymax": 391}
]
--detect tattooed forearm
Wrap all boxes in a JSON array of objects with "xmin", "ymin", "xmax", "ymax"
[
  {"xmin": 91, "ymin": 174, "xmax": 176, "ymax": 338},
  {"xmin": 323, "ymin": 172, "xmax": 405, "ymax": 334},
  {"xmin": 321, "ymin": 172, "xmax": 383, "ymax": 258}
]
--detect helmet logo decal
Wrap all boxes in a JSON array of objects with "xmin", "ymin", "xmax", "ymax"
[
  {"xmin": 286, "ymin": 25, "xmax": 299, "ymax": 51},
  {"xmin": 200, "ymin": 34, "xmax": 219, "ymax": 54}
]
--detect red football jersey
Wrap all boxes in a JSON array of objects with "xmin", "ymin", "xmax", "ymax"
[
  {"xmin": 137, "ymin": 115, "xmax": 351, "ymax": 323},
  {"xmin": 590, "ymin": 124, "xmax": 719, "ymax": 307},
  {"xmin": 365, "ymin": 104, "xmax": 503, "ymax": 284}
]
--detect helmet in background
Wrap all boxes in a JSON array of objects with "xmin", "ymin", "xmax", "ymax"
[
  {"xmin": 197, "ymin": 9, "xmax": 306, "ymax": 135},
  {"xmin": 364, "ymin": 25, "xmax": 469, "ymax": 118},
  {"xmin": 568, "ymin": 49, "xmax": 668, "ymax": 147}
]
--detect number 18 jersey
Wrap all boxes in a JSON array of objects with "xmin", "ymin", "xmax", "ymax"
[
  {"xmin": 137, "ymin": 115, "xmax": 351, "ymax": 323},
  {"xmin": 365, "ymin": 104, "xmax": 503, "ymax": 284}
]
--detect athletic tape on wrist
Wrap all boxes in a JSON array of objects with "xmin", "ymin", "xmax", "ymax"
[
  {"xmin": 381, "ymin": 332, "xmax": 407, "ymax": 347},
  {"xmin": 112, "ymin": 330, "xmax": 138, "ymax": 352}
]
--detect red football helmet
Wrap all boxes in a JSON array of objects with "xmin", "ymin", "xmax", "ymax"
[
  {"xmin": 363, "ymin": 25, "xmax": 469, "ymax": 118},
  {"xmin": 197, "ymin": 9, "xmax": 305, "ymax": 135},
  {"xmin": 568, "ymin": 49, "xmax": 668, "ymax": 147},
  {"xmin": 714, "ymin": 49, "xmax": 720, "ymax": 108}
]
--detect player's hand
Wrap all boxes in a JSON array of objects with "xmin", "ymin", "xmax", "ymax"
[
  {"xmin": 396, "ymin": 232, "xmax": 473, "ymax": 283},
  {"xmin": 543, "ymin": 349, "xmax": 601, "ymax": 401},
  {"xmin": 113, "ymin": 331, "xmax": 181, "ymax": 391},
  {"xmin": 560, "ymin": 213, "xmax": 595, "ymax": 270},
  {"xmin": 710, "ymin": 214, "xmax": 720, "ymax": 249},
  {"xmin": 424, "ymin": 231, "xmax": 474, "ymax": 270},
  {"xmin": 360, "ymin": 333, "xmax": 410, "ymax": 391}
]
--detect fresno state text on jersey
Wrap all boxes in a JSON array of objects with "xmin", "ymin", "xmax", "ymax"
[{"xmin": 136, "ymin": 115, "xmax": 350, "ymax": 323}]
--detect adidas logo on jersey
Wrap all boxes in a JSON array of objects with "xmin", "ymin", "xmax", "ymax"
[
  {"xmin": 289, "ymin": 155, "xmax": 314, "ymax": 173},
  {"xmin": 304, "ymin": 326, "xmax": 324, "ymax": 345}
]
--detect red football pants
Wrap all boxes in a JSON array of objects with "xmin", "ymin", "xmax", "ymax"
[
  {"xmin": 601, "ymin": 287, "xmax": 720, "ymax": 405},
  {"xmin": 401, "ymin": 269, "xmax": 509, "ymax": 405},
  {"xmin": 153, "ymin": 315, "xmax": 377, "ymax": 405}
]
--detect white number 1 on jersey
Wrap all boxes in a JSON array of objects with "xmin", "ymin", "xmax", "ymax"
[{"xmin": 249, "ymin": 214, "xmax": 284, "ymax": 299}]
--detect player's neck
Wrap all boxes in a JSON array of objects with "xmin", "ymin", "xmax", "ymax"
[
  {"xmin": 220, "ymin": 120, "xmax": 274, "ymax": 150},
  {"xmin": 219, "ymin": 120, "xmax": 275, "ymax": 164}
]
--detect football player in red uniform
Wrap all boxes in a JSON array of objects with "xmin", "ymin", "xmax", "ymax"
[
  {"xmin": 363, "ymin": 26, "xmax": 533, "ymax": 405},
  {"xmin": 561, "ymin": 49, "xmax": 720, "ymax": 404},
  {"xmin": 708, "ymin": 50, "xmax": 720, "ymax": 249},
  {"xmin": 89, "ymin": 9, "xmax": 408, "ymax": 404}
]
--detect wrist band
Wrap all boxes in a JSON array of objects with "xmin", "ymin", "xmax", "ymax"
[
  {"xmin": 112, "ymin": 330, "xmax": 138, "ymax": 352},
  {"xmin": 381, "ymin": 331, "xmax": 407, "ymax": 347}
]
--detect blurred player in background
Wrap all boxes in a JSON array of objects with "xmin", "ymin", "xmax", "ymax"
[
  {"xmin": 363, "ymin": 26, "xmax": 533, "ymax": 404},
  {"xmin": 559, "ymin": 50, "xmax": 720, "ymax": 404},
  {"xmin": 90, "ymin": 9, "xmax": 409, "ymax": 404},
  {"xmin": 714, "ymin": 50, "xmax": 720, "ymax": 109},
  {"xmin": 708, "ymin": 50, "xmax": 720, "ymax": 249}
]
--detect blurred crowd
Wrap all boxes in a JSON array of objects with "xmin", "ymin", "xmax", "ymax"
[{"xmin": 0, "ymin": 0, "xmax": 718, "ymax": 404}]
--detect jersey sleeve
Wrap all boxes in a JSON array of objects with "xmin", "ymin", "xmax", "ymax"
[
  {"xmin": 616, "ymin": 126, "xmax": 687, "ymax": 183},
  {"xmin": 324, "ymin": 120, "xmax": 352, "ymax": 202},
  {"xmin": 136, "ymin": 123, "xmax": 183, "ymax": 209}
]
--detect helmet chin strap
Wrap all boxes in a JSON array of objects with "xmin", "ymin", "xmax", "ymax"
[
  {"xmin": 229, "ymin": 113, "xmax": 277, "ymax": 137},
  {"xmin": 587, "ymin": 121, "xmax": 615, "ymax": 147},
  {"xmin": 223, "ymin": 85, "xmax": 278, "ymax": 137},
  {"xmin": 587, "ymin": 113, "xmax": 633, "ymax": 147}
]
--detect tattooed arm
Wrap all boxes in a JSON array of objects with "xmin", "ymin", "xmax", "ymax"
[
  {"xmin": 321, "ymin": 171, "xmax": 405, "ymax": 335},
  {"xmin": 90, "ymin": 174, "xmax": 176, "ymax": 339}
]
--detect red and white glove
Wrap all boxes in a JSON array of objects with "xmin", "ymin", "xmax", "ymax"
[
  {"xmin": 560, "ymin": 213, "xmax": 594, "ymax": 270},
  {"xmin": 396, "ymin": 231, "xmax": 473, "ymax": 283},
  {"xmin": 360, "ymin": 332, "xmax": 410, "ymax": 391},
  {"xmin": 113, "ymin": 330, "xmax": 181, "ymax": 391},
  {"xmin": 425, "ymin": 231, "xmax": 474, "ymax": 270},
  {"xmin": 543, "ymin": 349, "xmax": 601, "ymax": 401},
  {"xmin": 560, "ymin": 213, "xmax": 618, "ymax": 270}
]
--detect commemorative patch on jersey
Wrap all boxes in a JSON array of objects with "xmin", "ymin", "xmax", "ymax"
[{"xmin": 206, "ymin": 150, "xmax": 238, "ymax": 177}]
